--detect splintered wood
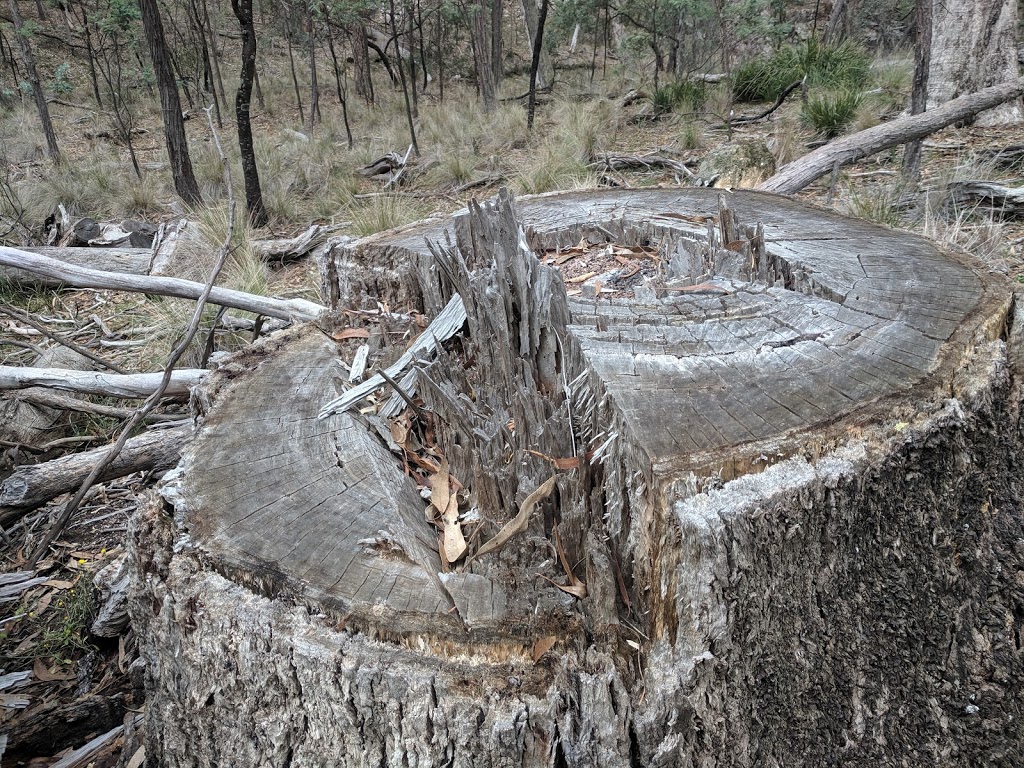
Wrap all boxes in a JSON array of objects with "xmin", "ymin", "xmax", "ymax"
[{"xmin": 149, "ymin": 187, "xmax": 1021, "ymax": 767}]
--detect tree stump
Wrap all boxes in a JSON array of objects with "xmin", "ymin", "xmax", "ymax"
[{"xmin": 130, "ymin": 188, "xmax": 1024, "ymax": 767}]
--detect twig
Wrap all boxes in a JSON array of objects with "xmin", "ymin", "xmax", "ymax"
[
  {"xmin": 0, "ymin": 303, "xmax": 127, "ymax": 373},
  {"xmin": 377, "ymin": 367, "xmax": 423, "ymax": 421},
  {"xmin": 730, "ymin": 79, "xmax": 803, "ymax": 125},
  {"xmin": 28, "ymin": 107, "xmax": 235, "ymax": 566}
]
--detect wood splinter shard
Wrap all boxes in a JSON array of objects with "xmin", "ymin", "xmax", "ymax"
[{"xmin": 472, "ymin": 475, "xmax": 557, "ymax": 561}]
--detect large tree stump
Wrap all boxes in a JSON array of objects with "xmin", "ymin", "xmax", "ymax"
[{"xmin": 130, "ymin": 188, "xmax": 1024, "ymax": 767}]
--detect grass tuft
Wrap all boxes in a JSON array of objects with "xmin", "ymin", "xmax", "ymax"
[
  {"xmin": 801, "ymin": 88, "xmax": 862, "ymax": 138},
  {"xmin": 733, "ymin": 39, "xmax": 870, "ymax": 103}
]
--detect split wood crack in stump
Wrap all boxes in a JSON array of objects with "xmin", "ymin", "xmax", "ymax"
[{"xmin": 132, "ymin": 188, "xmax": 1024, "ymax": 767}]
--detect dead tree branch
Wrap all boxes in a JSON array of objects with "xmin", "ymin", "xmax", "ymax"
[{"xmin": 759, "ymin": 77, "xmax": 1024, "ymax": 195}]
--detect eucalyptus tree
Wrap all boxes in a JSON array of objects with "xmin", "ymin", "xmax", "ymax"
[
  {"xmin": 232, "ymin": 0, "xmax": 268, "ymax": 226},
  {"xmin": 6, "ymin": 0, "xmax": 60, "ymax": 162},
  {"xmin": 139, "ymin": 0, "xmax": 203, "ymax": 205}
]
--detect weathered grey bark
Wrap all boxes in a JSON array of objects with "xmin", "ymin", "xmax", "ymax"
[
  {"xmin": 0, "ymin": 246, "xmax": 324, "ymax": 321},
  {"xmin": 929, "ymin": 0, "xmax": 1021, "ymax": 125},
  {"xmin": 231, "ymin": 0, "xmax": 268, "ymax": 228},
  {"xmin": 472, "ymin": 0, "xmax": 497, "ymax": 112},
  {"xmin": 131, "ymin": 188, "xmax": 1024, "ymax": 766},
  {"xmin": 0, "ymin": 425, "xmax": 188, "ymax": 516},
  {"xmin": 7, "ymin": 0, "xmax": 59, "ymax": 162},
  {"xmin": 902, "ymin": 0, "xmax": 932, "ymax": 181},
  {"xmin": 522, "ymin": 0, "xmax": 552, "ymax": 89},
  {"xmin": 3, "ymin": 247, "xmax": 151, "ymax": 286},
  {"xmin": 759, "ymin": 76, "xmax": 1024, "ymax": 194},
  {"xmin": 139, "ymin": 0, "xmax": 203, "ymax": 205},
  {"xmin": 944, "ymin": 180, "xmax": 1024, "ymax": 216},
  {"xmin": 0, "ymin": 367, "xmax": 204, "ymax": 397},
  {"xmin": 0, "ymin": 347, "xmax": 92, "ymax": 445}
]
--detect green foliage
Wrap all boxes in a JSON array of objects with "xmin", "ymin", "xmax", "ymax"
[
  {"xmin": 801, "ymin": 88, "xmax": 862, "ymax": 137},
  {"xmin": 37, "ymin": 584, "xmax": 96, "ymax": 663},
  {"xmin": 653, "ymin": 78, "xmax": 707, "ymax": 115},
  {"xmin": 50, "ymin": 62, "xmax": 74, "ymax": 95},
  {"xmin": 732, "ymin": 39, "xmax": 870, "ymax": 103}
]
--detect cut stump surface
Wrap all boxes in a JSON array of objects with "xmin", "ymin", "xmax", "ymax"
[{"xmin": 135, "ymin": 189, "xmax": 1024, "ymax": 767}]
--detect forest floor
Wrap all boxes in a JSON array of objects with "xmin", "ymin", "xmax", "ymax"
[{"xmin": 2, "ymin": 45, "xmax": 1024, "ymax": 765}]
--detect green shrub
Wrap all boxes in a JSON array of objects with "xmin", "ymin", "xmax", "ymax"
[
  {"xmin": 801, "ymin": 88, "xmax": 862, "ymax": 137},
  {"xmin": 733, "ymin": 39, "xmax": 870, "ymax": 103},
  {"xmin": 653, "ymin": 79, "xmax": 707, "ymax": 115}
]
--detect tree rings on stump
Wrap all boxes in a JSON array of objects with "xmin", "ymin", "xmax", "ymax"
[{"xmin": 131, "ymin": 189, "xmax": 1024, "ymax": 767}]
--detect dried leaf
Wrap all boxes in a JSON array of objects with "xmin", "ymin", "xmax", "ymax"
[
  {"xmin": 41, "ymin": 579, "xmax": 74, "ymax": 589},
  {"xmin": 474, "ymin": 476, "xmax": 557, "ymax": 561},
  {"xmin": 331, "ymin": 327, "xmax": 370, "ymax": 340},
  {"xmin": 33, "ymin": 658, "xmax": 74, "ymax": 682},
  {"xmin": 567, "ymin": 271, "xmax": 598, "ymax": 284},
  {"xmin": 126, "ymin": 746, "xmax": 146, "ymax": 768},
  {"xmin": 543, "ymin": 526, "xmax": 587, "ymax": 599},
  {"xmin": 532, "ymin": 635, "xmax": 558, "ymax": 663},
  {"xmin": 724, "ymin": 239, "xmax": 747, "ymax": 252},
  {"xmin": 441, "ymin": 495, "xmax": 467, "ymax": 563},
  {"xmin": 389, "ymin": 417, "xmax": 409, "ymax": 448},
  {"xmin": 433, "ymin": 460, "xmax": 451, "ymax": 513}
]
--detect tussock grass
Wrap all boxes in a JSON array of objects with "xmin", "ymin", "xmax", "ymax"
[
  {"xmin": 733, "ymin": 39, "xmax": 870, "ymax": 103},
  {"xmin": 843, "ymin": 181, "xmax": 908, "ymax": 228},
  {"xmin": 349, "ymin": 195, "xmax": 430, "ymax": 237},
  {"xmin": 801, "ymin": 88, "xmax": 862, "ymax": 138}
]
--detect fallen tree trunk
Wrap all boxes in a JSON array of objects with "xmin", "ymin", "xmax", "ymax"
[
  {"xmin": 945, "ymin": 180, "xmax": 1024, "ymax": 217},
  {"xmin": 0, "ymin": 425, "xmax": 189, "ymax": 516},
  {"xmin": 0, "ymin": 247, "xmax": 324, "ymax": 322},
  {"xmin": 131, "ymin": 188, "xmax": 1024, "ymax": 766},
  {"xmin": 7, "ymin": 247, "xmax": 151, "ymax": 286},
  {"xmin": 759, "ymin": 76, "xmax": 1024, "ymax": 194},
  {"xmin": 0, "ymin": 366, "xmax": 204, "ymax": 397}
]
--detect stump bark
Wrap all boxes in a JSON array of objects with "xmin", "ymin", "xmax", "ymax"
[{"xmin": 130, "ymin": 188, "xmax": 1024, "ymax": 767}]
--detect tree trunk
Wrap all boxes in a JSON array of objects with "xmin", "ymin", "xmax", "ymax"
[
  {"xmin": 139, "ymin": 0, "xmax": 203, "ymax": 206},
  {"xmin": 901, "ymin": 0, "xmax": 932, "ymax": 181},
  {"xmin": 307, "ymin": 1, "xmax": 319, "ymax": 135},
  {"xmin": 928, "ymin": 0, "xmax": 1021, "ymax": 125},
  {"xmin": 231, "ymin": 0, "xmax": 268, "ymax": 227},
  {"xmin": 473, "ymin": 0, "xmax": 496, "ymax": 112},
  {"xmin": 351, "ymin": 24, "xmax": 373, "ymax": 103},
  {"xmin": 7, "ymin": 0, "xmax": 60, "ymax": 162},
  {"xmin": 522, "ymin": 0, "xmax": 552, "ymax": 90},
  {"xmin": 526, "ymin": 0, "xmax": 549, "ymax": 131},
  {"xmin": 131, "ymin": 188, "xmax": 1024, "ymax": 766},
  {"xmin": 759, "ymin": 76, "xmax": 1024, "ymax": 194}
]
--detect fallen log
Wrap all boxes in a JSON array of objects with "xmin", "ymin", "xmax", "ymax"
[
  {"xmin": 251, "ymin": 223, "xmax": 345, "ymax": 262},
  {"xmin": 0, "ymin": 425, "xmax": 189, "ymax": 516},
  {"xmin": 8, "ymin": 247, "xmax": 151, "ymax": 286},
  {"xmin": 759, "ymin": 76, "xmax": 1024, "ymax": 194},
  {"xmin": 132, "ymin": 188, "xmax": 1024, "ymax": 766},
  {"xmin": 0, "ymin": 247, "xmax": 325, "ymax": 322},
  {"xmin": 944, "ymin": 180, "xmax": 1024, "ymax": 217},
  {"xmin": 0, "ymin": 367, "xmax": 205, "ymax": 397}
]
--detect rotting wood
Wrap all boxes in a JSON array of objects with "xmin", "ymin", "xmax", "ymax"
[
  {"xmin": 0, "ymin": 425, "xmax": 188, "ymax": 517},
  {"xmin": 0, "ymin": 246, "xmax": 324, "ymax": 322},
  {"xmin": 759, "ymin": 77, "xmax": 1024, "ymax": 194},
  {"xmin": 251, "ymin": 223, "xmax": 347, "ymax": 261},
  {"xmin": 944, "ymin": 180, "xmax": 1024, "ymax": 217},
  {"xmin": 132, "ymin": 188, "xmax": 1024, "ymax": 767}
]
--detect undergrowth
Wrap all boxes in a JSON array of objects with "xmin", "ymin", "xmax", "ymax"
[{"xmin": 733, "ymin": 39, "xmax": 870, "ymax": 103}]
